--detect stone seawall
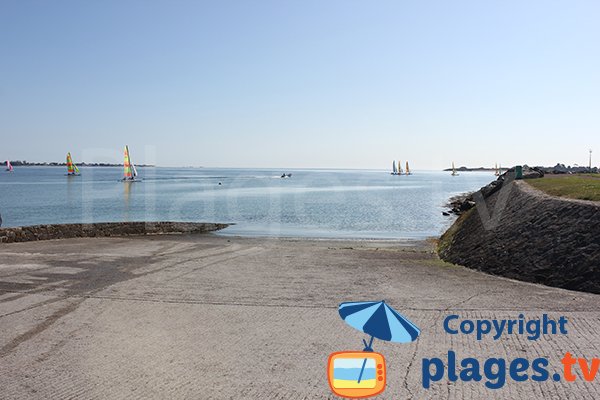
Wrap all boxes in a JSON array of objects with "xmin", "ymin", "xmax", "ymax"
[
  {"xmin": 0, "ymin": 222, "xmax": 229, "ymax": 244},
  {"xmin": 439, "ymin": 180, "xmax": 600, "ymax": 294}
]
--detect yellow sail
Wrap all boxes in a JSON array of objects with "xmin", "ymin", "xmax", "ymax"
[
  {"xmin": 406, "ymin": 161, "xmax": 410, "ymax": 175},
  {"xmin": 123, "ymin": 146, "xmax": 133, "ymax": 180}
]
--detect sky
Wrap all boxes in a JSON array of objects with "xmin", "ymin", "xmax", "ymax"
[{"xmin": 1, "ymin": 1, "xmax": 599, "ymax": 169}]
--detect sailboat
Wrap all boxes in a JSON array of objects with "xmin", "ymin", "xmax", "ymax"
[
  {"xmin": 494, "ymin": 163, "xmax": 500, "ymax": 176},
  {"xmin": 405, "ymin": 161, "xmax": 411, "ymax": 175},
  {"xmin": 398, "ymin": 160, "xmax": 403, "ymax": 175},
  {"xmin": 5, "ymin": 160, "xmax": 13, "ymax": 172},
  {"xmin": 391, "ymin": 160, "xmax": 398, "ymax": 175},
  {"xmin": 451, "ymin": 162, "xmax": 459, "ymax": 176},
  {"xmin": 122, "ymin": 145, "xmax": 139, "ymax": 182},
  {"xmin": 66, "ymin": 152, "xmax": 80, "ymax": 176}
]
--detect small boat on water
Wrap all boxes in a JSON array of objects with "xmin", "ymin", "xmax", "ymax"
[
  {"xmin": 451, "ymin": 162, "xmax": 459, "ymax": 176},
  {"xmin": 280, "ymin": 173, "xmax": 292, "ymax": 178},
  {"xmin": 122, "ymin": 145, "xmax": 139, "ymax": 182},
  {"xmin": 405, "ymin": 161, "xmax": 411, "ymax": 175},
  {"xmin": 66, "ymin": 152, "xmax": 80, "ymax": 176},
  {"xmin": 5, "ymin": 160, "xmax": 13, "ymax": 172},
  {"xmin": 494, "ymin": 163, "xmax": 500, "ymax": 176}
]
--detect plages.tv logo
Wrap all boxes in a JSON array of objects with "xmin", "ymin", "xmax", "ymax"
[{"xmin": 327, "ymin": 300, "xmax": 420, "ymax": 398}]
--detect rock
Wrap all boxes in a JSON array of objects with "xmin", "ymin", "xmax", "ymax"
[
  {"xmin": 0, "ymin": 222, "xmax": 229, "ymax": 244},
  {"xmin": 521, "ymin": 165, "xmax": 544, "ymax": 179},
  {"xmin": 460, "ymin": 201, "xmax": 476, "ymax": 211}
]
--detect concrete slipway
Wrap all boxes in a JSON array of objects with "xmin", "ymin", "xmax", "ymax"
[{"xmin": 0, "ymin": 235, "xmax": 598, "ymax": 399}]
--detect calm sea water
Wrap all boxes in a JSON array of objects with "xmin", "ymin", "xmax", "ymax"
[{"xmin": 0, "ymin": 167, "xmax": 493, "ymax": 239}]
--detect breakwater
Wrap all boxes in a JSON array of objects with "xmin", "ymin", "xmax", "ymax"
[
  {"xmin": 0, "ymin": 222, "xmax": 228, "ymax": 243},
  {"xmin": 439, "ymin": 179, "xmax": 600, "ymax": 294}
]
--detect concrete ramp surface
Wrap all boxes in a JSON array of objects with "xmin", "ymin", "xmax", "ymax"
[{"xmin": 0, "ymin": 235, "xmax": 599, "ymax": 399}]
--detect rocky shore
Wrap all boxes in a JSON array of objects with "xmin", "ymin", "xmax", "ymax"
[
  {"xmin": 439, "ymin": 171, "xmax": 600, "ymax": 294},
  {"xmin": 0, "ymin": 222, "xmax": 228, "ymax": 243},
  {"xmin": 444, "ymin": 165, "xmax": 544, "ymax": 216}
]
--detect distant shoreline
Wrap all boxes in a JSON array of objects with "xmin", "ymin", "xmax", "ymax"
[
  {"xmin": 442, "ymin": 166, "xmax": 502, "ymax": 172},
  {"xmin": 5, "ymin": 162, "xmax": 154, "ymax": 167},
  {"xmin": 445, "ymin": 164, "xmax": 599, "ymax": 174}
]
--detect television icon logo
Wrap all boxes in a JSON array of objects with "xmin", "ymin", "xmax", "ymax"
[{"xmin": 327, "ymin": 351, "xmax": 386, "ymax": 398}]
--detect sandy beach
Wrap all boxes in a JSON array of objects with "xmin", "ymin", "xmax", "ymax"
[{"xmin": 1, "ymin": 234, "xmax": 599, "ymax": 399}]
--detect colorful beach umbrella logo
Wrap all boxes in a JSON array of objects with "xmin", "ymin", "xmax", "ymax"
[{"xmin": 327, "ymin": 300, "xmax": 420, "ymax": 398}]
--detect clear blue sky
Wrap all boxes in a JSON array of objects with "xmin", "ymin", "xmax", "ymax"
[{"xmin": 1, "ymin": 1, "xmax": 599, "ymax": 169}]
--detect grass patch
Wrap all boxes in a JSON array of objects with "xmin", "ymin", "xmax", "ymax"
[
  {"xmin": 526, "ymin": 175, "xmax": 600, "ymax": 201},
  {"xmin": 437, "ymin": 208, "xmax": 473, "ymax": 256}
]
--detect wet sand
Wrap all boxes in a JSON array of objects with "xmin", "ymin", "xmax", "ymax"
[{"xmin": 0, "ymin": 234, "xmax": 599, "ymax": 399}]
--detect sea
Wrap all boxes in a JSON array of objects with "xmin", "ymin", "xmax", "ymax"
[{"xmin": 0, "ymin": 167, "xmax": 494, "ymax": 240}]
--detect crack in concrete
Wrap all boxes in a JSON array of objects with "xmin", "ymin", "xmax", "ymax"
[
  {"xmin": 445, "ymin": 290, "xmax": 491, "ymax": 311},
  {"xmin": 402, "ymin": 338, "xmax": 419, "ymax": 399}
]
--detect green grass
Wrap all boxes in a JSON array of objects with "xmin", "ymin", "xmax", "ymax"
[
  {"xmin": 437, "ymin": 208, "xmax": 473, "ymax": 255},
  {"xmin": 526, "ymin": 175, "xmax": 600, "ymax": 201}
]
